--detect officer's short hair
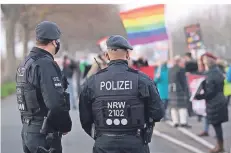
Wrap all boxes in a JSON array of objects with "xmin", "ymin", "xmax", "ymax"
[{"xmin": 36, "ymin": 39, "xmax": 52, "ymax": 46}]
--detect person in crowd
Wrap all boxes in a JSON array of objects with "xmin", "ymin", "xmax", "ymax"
[
  {"xmin": 63, "ymin": 55, "xmax": 77, "ymax": 110},
  {"xmin": 86, "ymin": 53, "xmax": 108, "ymax": 78},
  {"xmin": 154, "ymin": 60, "xmax": 169, "ymax": 120},
  {"xmin": 227, "ymin": 64, "xmax": 231, "ymax": 82},
  {"xmin": 195, "ymin": 56, "xmax": 210, "ymax": 136},
  {"xmin": 184, "ymin": 52, "xmax": 198, "ymax": 73},
  {"xmin": 133, "ymin": 56, "xmax": 149, "ymax": 68},
  {"xmin": 168, "ymin": 56, "xmax": 191, "ymax": 128},
  {"xmin": 195, "ymin": 52, "xmax": 229, "ymax": 153},
  {"xmin": 217, "ymin": 59, "xmax": 231, "ymax": 105},
  {"xmin": 216, "ymin": 59, "xmax": 226, "ymax": 74},
  {"xmin": 226, "ymin": 64, "xmax": 231, "ymax": 105}
]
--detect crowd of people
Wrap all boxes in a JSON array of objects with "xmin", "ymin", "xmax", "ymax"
[
  {"xmin": 60, "ymin": 50, "xmax": 230, "ymax": 153},
  {"xmin": 153, "ymin": 52, "xmax": 230, "ymax": 153}
]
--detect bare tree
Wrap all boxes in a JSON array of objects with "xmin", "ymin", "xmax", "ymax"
[
  {"xmin": 1, "ymin": 4, "xmax": 22, "ymax": 82},
  {"xmin": 19, "ymin": 5, "xmax": 65, "ymax": 58},
  {"xmin": 31, "ymin": 5, "xmax": 126, "ymax": 53}
]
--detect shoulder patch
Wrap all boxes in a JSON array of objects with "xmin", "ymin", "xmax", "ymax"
[
  {"xmin": 17, "ymin": 67, "xmax": 26, "ymax": 76},
  {"xmin": 51, "ymin": 76, "xmax": 62, "ymax": 88}
]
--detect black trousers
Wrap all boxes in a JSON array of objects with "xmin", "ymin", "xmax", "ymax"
[
  {"xmin": 93, "ymin": 135, "xmax": 149, "ymax": 153},
  {"xmin": 212, "ymin": 123, "xmax": 223, "ymax": 142},
  {"xmin": 21, "ymin": 125, "xmax": 62, "ymax": 153},
  {"xmin": 227, "ymin": 96, "xmax": 231, "ymax": 105}
]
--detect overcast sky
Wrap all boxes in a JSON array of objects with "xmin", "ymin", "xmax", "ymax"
[{"xmin": 120, "ymin": 3, "xmax": 211, "ymax": 23}]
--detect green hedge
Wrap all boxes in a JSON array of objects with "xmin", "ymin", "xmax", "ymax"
[{"xmin": 1, "ymin": 82, "xmax": 16, "ymax": 99}]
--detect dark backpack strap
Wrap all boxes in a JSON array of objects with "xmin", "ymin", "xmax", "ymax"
[
  {"xmin": 96, "ymin": 68, "xmax": 108, "ymax": 74},
  {"xmin": 127, "ymin": 67, "xmax": 139, "ymax": 74}
]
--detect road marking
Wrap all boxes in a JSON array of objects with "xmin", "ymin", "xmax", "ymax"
[
  {"xmin": 153, "ymin": 130, "xmax": 207, "ymax": 153},
  {"xmin": 165, "ymin": 120, "xmax": 215, "ymax": 149}
]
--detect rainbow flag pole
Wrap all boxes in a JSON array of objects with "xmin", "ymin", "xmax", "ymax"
[{"xmin": 120, "ymin": 4, "xmax": 168, "ymax": 46}]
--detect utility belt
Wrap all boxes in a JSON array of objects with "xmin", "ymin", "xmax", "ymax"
[
  {"xmin": 96, "ymin": 128, "xmax": 143, "ymax": 137},
  {"xmin": 96, "ymin": 126, "xmax": 153, "ymax": 144}
]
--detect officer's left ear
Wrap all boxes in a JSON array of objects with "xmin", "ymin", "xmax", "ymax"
[
  {"xmin": 126, "ymin": 51, "xmax": 130, "ymax": 60},
  {"xmin": 104, "ymin": 52, "xmax": 110, "ymax": 61}
]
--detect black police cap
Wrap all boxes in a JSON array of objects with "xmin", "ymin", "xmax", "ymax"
[
  {"xmin": 106, "ymin": 35, "xmax": 133, "ymax": 51},
  {"xmin": 36, "ymin": 21, "xmax": 61, "ymax": 40}
]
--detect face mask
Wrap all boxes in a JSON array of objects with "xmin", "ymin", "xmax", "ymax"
[{"xmin": 54, "ymin": 39, "xmax": 60, "ymax": 54}]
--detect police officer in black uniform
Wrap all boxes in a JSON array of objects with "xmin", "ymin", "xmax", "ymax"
[
  {"xmin": 16, "ymin": 21, "xmax": 72, "ymax": 153},
  {"xmin": 79, "ymin": 35, "xmax": 164, "ymax": 153}
]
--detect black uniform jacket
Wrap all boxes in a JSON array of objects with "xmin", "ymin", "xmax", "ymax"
[
  {"xmin": 23, "ymin": 47, "xmax": 72, "ymax": 133},
  {"xmin": 79, "ymin": 60, "xmax": 164, "ymax": 136}
]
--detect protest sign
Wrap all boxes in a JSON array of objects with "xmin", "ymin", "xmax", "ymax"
[
  {"xmin": 187, "ymin": 73, "xmax": 206, "ymax": 116},
  {"xmin": 184, "ymin": 24, "xmax": 204, "ymax": 50}
]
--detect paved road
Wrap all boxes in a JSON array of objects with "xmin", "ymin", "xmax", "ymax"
[
  {"xmin": 2, "ymin": 94, "xmax": 231, "ymax": 153},
  {"xmin": 1, "ymin": 95, "xmax": 193, "ymax": 153},
  {"xmin": 187, "ymin": 110, "xmax": 231, "ymax": 152}
]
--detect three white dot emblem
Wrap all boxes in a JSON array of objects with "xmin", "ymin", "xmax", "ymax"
[
  {"xmin": 106, "ymin": 118, "xmax": 128, "ymax": 125},
  {"xmin": 121, "ymin": 119, "xmax": 128, "ymax": 125},
  {"xmin": 106, "ymin": 119, "xmax": 113, "ymax": 125},
  {"xmin": 113, "ymin": 119, "xmax": 120, "ymax": 125}
]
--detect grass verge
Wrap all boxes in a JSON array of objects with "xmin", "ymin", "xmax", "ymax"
[{"xmin": 1, "ymin": 82, "xmax": 16, "ymax": 99}]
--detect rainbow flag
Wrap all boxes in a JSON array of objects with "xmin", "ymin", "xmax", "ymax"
[{"xmin": 120, "ymin": 4, "xmax": 168, "ymax": 46}]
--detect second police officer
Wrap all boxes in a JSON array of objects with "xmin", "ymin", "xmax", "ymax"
[
  {"xmin": 16, "ymin": 21, "xmax": 72, "ymax": 153},
  {"xmin": 79, "ymin": 35, "xmax": 164, "ymax": 153}
]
